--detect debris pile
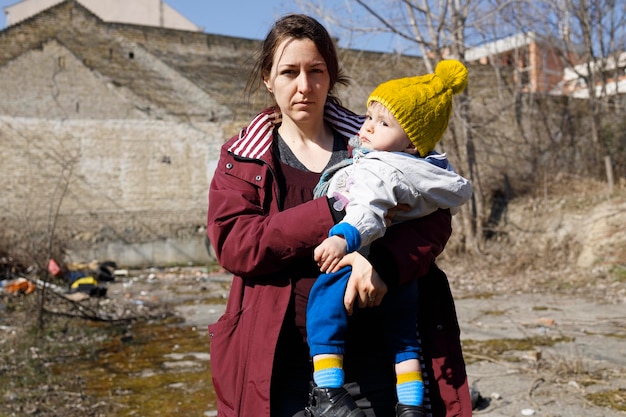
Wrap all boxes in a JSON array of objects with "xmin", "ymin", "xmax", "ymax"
[{"xmin": 0, "ymin": 256, "xmax": 168, "ymax": 323}]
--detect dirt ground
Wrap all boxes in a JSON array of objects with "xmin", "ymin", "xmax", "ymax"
[
  {"xmin": 437, "ymin": 177, "xmax": 626, "ymax": 417},
  {"xmin": 449, "ymin": 290, "xmax": 626, "ymax": 416},
  {"xmin": 1, "ymin": 261, "xmax": 625, "ymax": 417}
]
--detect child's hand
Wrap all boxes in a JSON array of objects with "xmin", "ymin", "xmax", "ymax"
[{"xmin": 314, "ymin": 236, "xmax": 348, "ymax": 273}]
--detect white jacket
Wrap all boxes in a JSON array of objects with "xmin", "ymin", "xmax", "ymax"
[{"xmin": 324, "ymin": 149, "xmax": 473, "ymax": 249}]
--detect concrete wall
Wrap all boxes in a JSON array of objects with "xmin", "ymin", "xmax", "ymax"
[
  {"xmin": 0, "ymin": 116, "xmax": 224, "ymax": 266},
  {"xmin": 0, "ymin": 40, "xmax": 149, "ymax": 119},
  {"xmin": 1, "ymin": 8, "xmax": 234, "ymax": 123},
  {"xmin": 0, "ymin": 2, "xmax": 254, "ymax": 267}
]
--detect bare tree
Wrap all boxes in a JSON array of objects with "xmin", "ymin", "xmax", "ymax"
[
  {"xmin": 493, "ymin": 0, "xmax": 626, "ymax": 178},
  {"xmin": 0, "ymin": 121, "xmax": 77, "ymax": 331}
]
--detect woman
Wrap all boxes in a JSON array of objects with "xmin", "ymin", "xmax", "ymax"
[{"xmin": 207, "ymin": 14, "xmax": 471, "ymax": 417}]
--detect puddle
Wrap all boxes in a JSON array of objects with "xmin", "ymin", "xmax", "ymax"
[{"xmin": 55, "ymin": 319, "xmax": 217, "ymax": 416}]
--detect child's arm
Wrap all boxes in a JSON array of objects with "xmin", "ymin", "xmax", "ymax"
[
  {"xmin": 314, "ymin": 222, "xmax": 361, "ymax": 273},
  {"xmin": 314, "ymin": 235, "xmax": 348, "ymax": 273}
]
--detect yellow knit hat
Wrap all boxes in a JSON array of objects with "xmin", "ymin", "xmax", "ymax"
[{"xmin": 367, "ymin": 59, "xmax": 468, "ymax": 157}]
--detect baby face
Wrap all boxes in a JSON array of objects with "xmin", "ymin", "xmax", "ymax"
[{"xmin": 358, "ymin": 101, "xmax": 414, "ymax": 153}]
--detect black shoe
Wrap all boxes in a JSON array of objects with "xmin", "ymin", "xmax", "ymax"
[
  {"xmin": 304, "ymin": 385, "xmax": 366, "ymax": 417},
  {"xmin": 396, "ymin": 403, "xmax": 426, "ymax": 417}
]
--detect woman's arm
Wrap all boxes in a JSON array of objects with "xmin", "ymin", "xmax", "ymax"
[
  {"xmin": 207, "ymin": 145, "xmax": 335, "ymax": 277},
  {"xmin": 367, "ymin": 208, "xmax": 452, "ymax": 288},
  {"xmin": 333, "ymin": 208, "xmax": 451, "ymax": 312}
]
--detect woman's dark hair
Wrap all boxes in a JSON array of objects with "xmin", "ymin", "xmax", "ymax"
[{"xmin": 246, "ymin": 14, "xmax": 349, "ymax": 105}]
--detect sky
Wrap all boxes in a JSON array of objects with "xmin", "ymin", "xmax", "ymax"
[
  {"xmin": 160, "ymin": 0, "xmax": 307, "ymax": 43},
  {"xmin": 0, "ymin": 0, "xmax": 398, "ymax": 53}
]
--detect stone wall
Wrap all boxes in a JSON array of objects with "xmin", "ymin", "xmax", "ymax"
[
  {"xmin": 0, "ymin": 40, "xmax": 149, "ymax": 119},
  {"xmin": 0, "ymin": 116, "xmax": 224, "ymax": 266},
  {"xmin": 0, "ymin": 1, "xmax": 234, "ymax": 123}
]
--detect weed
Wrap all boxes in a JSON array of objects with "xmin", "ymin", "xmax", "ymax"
[
  {"xmin": 610, "ymin": 265, "xmax": 626, "ymax": 282},
  {"xmin": 462, "ymin": 335, "xmax": 573, "ymax": 364},
  {"xmin": 586, "ymin": 388, "xmax": 626, "ymax": 411},
  {"xmin": 479, "ymin": 309, "xmax": 507, "ymax": 316}
]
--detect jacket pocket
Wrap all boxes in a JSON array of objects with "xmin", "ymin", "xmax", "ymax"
[{"xmin": 209, "ymin": 310, "xmax": 244, "ymax": 416}]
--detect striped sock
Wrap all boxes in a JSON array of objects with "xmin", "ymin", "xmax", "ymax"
[
  {"xmin": 396, "ymin": 371, "xmax": 424, "ymax": 406},
  {"xmin": 313, "ymin": 357, "xmax": 344, "ymax": 389}
]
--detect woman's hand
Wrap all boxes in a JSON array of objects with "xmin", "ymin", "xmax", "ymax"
[
  {"xmin": 336, "ymin": 252, "xmax": 388, "ymax": 315},
  {"xmin": 385, "ymin": 203, "xmax": 412, "ymax": 226}
]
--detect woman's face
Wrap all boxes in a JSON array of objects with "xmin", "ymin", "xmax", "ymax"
[{"xmin": 263, "ymin": 38, "xmax": 330, "ymax": 126}]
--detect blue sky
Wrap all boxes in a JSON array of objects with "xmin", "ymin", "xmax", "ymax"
[
  {"xmin": 161, "ymin": 0, "xmax": 306, "ymax": 43},
  {"xmin": 0, "ymin": 0, "xmax": 397, "ymax": 52},
  {"xmin": 0, "ymin": 0, "xmax": 302, "ymax": 40}
]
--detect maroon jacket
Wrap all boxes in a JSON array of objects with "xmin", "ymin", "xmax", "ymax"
[{"xmin": 207, "ymin": 103, "xmax": 472, "ymax": 417}]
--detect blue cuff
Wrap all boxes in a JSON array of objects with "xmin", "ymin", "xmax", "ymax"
[{"xmin": 329, "ymin": 222, "xmax": 361, "ymax": 253}]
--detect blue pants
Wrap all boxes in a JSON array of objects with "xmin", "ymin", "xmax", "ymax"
[{"xmin": 306, "ymin": 266, "xmax": 420, "ymax": 364}]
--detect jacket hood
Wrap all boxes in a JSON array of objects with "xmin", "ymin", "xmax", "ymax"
[{"xmin": 227, "ymin": 101, "xmax": 365, "ymax": 160}]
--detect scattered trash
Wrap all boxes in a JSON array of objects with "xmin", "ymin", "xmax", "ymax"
[
  {"xmin": 537, "ymin": 317, "xmax": 556, "ymax": 327},
  {"xmin": 568, "ymin": 380, "xmax": 581, "ymax": 390},
  {"xmin": 1, "ymin": 257, "xmax": 123, "ymax": 299},
  {"xmin": 521, "ymin": 408, "xmax": 536, "ymax": 415},
  {"xmin": 48, "ymin": 258, "xmax": 62, "ymax": 276},
  {"xmin": 522, "ymin": 350, "xmax": 542, "ymax": 362},
  {"xmin": 29, "ymin": 277, "xmax": 66, "ymax": 294},
  {"xmin": 64, "ymin": 292, "xmax": 90, "ymax": 302},
  {"xmin": 60, "ymin": 259, "xmax": 119, "ymax": 297},
  {"xmin": 0, "ymin": 257, "xmax": 128, "ymax": 301},
  {"xmin": 470, "ymin": 383, "xmax": 491, "ymax": 410},
  {"xmin": 95, "ymin": 261, "xmax": 117, "ymax": 282},
  {"xmin": 0, "ymin": 256, "xmax": 27, "ymax": 281},
  {"xmin": 69, "ymin": 275, "xmax": 107, "ymax": 297},
  {"xmin": 2, "ymin": 278, "xmax": 36, "ymax": 296}
]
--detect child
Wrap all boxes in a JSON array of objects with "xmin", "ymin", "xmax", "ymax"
[{"xmin": 305, "ymin": 60, "xmax": 472, "ymax": 417}]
